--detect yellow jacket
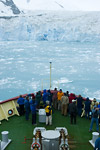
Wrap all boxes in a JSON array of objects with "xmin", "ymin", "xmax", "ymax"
[
  {"xmin": 45, "ymin": 105, "xmax": 52, "ymax": 115},
  {"xmin": 57, "ymin": 92, "xmax": 64, "ymax": 101}
]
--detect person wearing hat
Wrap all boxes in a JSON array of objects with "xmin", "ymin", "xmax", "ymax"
[
  {"xmin": 69, "ymin": 99, "xmax": 77, "ymax": 124},
  {"xmin": 89, "ymin": 105, "xmax": 99, "ymax": 132}
]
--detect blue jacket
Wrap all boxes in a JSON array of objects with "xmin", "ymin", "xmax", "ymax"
[
  {"xmin": 94, "ymin": 137, "xmax": 100, "ymax": 150},
  {"xmin": 47, "ymin": 90, "xmax": 52, "ymax": 105},
  {"xmin": 98, "ymin": 104, "xmax": 100, "ymax": 114},
  {"xmin": 24, "ymin": 99, "xmax": 30, "ymax": 109},
  {"xmin": 29, "ymin": 99, "xmax": 34, "ymax": 105},
  {"xmin": 17, "ymin": 97, "xmax": 25, "ymax": 105},
  {"xmin": 43, "ymin": 89, "xmax": 48, "ymax": 104},
  {"xmin": 30, "ymin": 103, "xmax": 37, "ymax": 114}
]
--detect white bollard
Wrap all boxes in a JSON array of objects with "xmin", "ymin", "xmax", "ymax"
[
  {"xmin": 92, "ymin": 132, "xmax": 99, "ymax": 144},
  {"xmin": 1, "ymin": 131, "xmax": 9, "ymax": 143}
]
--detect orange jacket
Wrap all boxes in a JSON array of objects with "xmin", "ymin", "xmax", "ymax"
[{"xmin": 57, "ymin": 92, "xmax": 64, "ymax": 101}]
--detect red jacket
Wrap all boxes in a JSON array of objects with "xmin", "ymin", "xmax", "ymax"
[{"xmin": 69, "ymin": 93, "xmax": 76, "ymax": 103}]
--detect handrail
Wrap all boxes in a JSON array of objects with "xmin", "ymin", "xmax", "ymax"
[
  {"xmin": 0, "ymin": 94, "xmax": 28, "ymax": 104},
  {"xmin": 0, "ymin": 91, "xmax": 92, "ymax": 105}
]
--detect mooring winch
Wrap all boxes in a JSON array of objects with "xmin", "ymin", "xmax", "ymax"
[{"xmin": 31, "ymin": 127, "xmax": 69, "ymax": 150}]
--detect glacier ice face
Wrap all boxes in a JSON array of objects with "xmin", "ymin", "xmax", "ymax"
[{"xmin": 0, "ymin": 11, "xmax": 100, "ymax": 42}]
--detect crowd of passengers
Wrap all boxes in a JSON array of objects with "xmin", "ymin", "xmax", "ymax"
[{"xmin": 17, "ymin": 88, "xmax": 100, "ymax": 125}]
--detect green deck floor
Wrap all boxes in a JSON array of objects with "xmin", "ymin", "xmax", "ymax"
[{"xmin": 0, "ymin": 109, "xmax": 95, "ymax": 150}]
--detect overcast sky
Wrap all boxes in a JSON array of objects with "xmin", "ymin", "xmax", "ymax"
[{"xmin": 14, "ymin": 0, "xmax": 100, "ymax": 11}]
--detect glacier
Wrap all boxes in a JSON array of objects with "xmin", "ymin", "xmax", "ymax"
[{"xmin": 0, "ymin": 11, "xmax": 100, "ymax": 42}]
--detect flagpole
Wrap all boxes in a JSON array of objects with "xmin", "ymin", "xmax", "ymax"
[{"xmin": 50, "ymin": 62, "xmax": 52, "ymax": 89}]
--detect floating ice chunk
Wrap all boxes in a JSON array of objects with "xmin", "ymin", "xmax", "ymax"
[
  {"xmin": 0, "ymin": 78, "xmax": 15, "ymax": 86},
  {"xmin": 0, "ymin": 59, "xmax": 6, "ymax": 62},
  {"xmin": 59, "ymin": 77, "xmax": 73, "ymax": 83},
  {"xmin": 13, "ymin": 49, "xmax": 24, "ymax": 52},
  {"xmin": 53, "ymin": 77, "xmax": 73, "ymax": 84},
  {"xmin": 17, "ymin": 61, "xmax": 24, "ymax": 63}
]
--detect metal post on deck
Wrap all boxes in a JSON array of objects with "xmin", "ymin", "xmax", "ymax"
[
  {"xmin": 50, "ymin": 62, "xmax": 52, "ymax": 89},
  {"xmin": 41, "ymin": 79, "xmax": 43, "ymax": 91}
]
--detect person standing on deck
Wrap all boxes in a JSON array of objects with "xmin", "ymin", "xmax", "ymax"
[
  {"xmin": 69, "ymin": 99, "xmax": 77, "ymax": 124},
  {"xmin": 85, "ymin": 97, "xmax": 91, "ymax": 119},
  {"xmin": 17, "ymin": 95, "xmax": 25, "ymax": 116},
  {"xmin": 61, "ymin": 93, "xmax": 69, "ymax": 116},
  {"xmin": 76, "ymin": 95, "xmax": 83, "ymax": 117},
  {"xmin": 57, "ymin": 89, "xmax": 64, "ymax": 111},
  {"xmin": 47, "ymin": 89, "xmax": 52, "ymax": 106},
  {"xmin": 89, "ymin": 105, "xmax": 99, "ymax": 132},
  {"xmin": 66, "ymin": 90, "xmax": 70, "ymax": 113},
  {"xmin": 91, "ymin": 98, "xmax": 98, "ymax": 110},
  {"xmin": 52, "ymin": 88, "xmax": 58, "ymax": 109},
  {"xmin": 43, "ymin": 89, "xmax": 48, "ymax": 107},
  {"xmin": 24, "ymin": 96, "xmax": 30, "ymax": 121},
  {"xmin": 29, "ymin": 94, "xmax": 35, "ymax": 105},
  {"xmin": 94, "ymin": 137, "xmax": 100, "ymax": 150},
  {"xmin": 66, "ymin": 91, "xmax": 69, "ymax": 97},
  {"xmin": 31, "ymin": 93, "xmax": 35, "ymax": 100},
  {"xmin": 35, "ymin": 91, "xmax": 42, "ymax": 109},
  {"xmin": 45, "ymin": 101, "xmax": 52, "ymax": 125},
  {"xmin": 69, "ymin": 93, "xmax": 76, "ymax": 104},
  {"xmin": 97, "ymin": 102, "xmax": 100, "ymax": 125},
  {"xmin": 30, "ymin": 99, "xmax": 37, "ymax": 125}
]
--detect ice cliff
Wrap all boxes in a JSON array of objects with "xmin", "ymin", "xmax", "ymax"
[{"xmin": 0, "ymin": 11, "xmax": 100, "ymax": 42}]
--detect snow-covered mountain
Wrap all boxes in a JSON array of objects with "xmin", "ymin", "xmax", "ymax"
[
  {"xmin": 14, "ymin": 0, "xmax": 79, "ymax": 11},
  {"xmin": 0, "ymin": 0, "xmax": 20, "ymax": 16}
]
